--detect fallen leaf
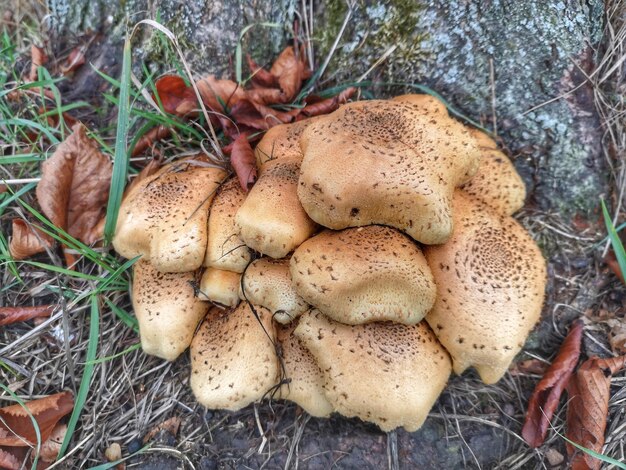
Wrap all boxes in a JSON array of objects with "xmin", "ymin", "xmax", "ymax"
[
  {"xmin": 230, "ymin": 134, "xmax": 257, "ymax": 192},
  {"xmin": 131, "ymin": 125, "xmax": 171, "ymax": 157},
  {"xmin": 246, "ymin": 55, "xmax": 277, "ymax": 88},
  {"xmin": 0, "ymin": 305, "xmax": 54, "ymax": 326},
  {"xmin": 607, "ymin": 319, "xmax": 626, "ymax": 354},
  {"xmin": 566, "ymin": 355, "xmax": 626, "ymax": 469},
  {"xmin": 9, "ymin": 219, "xmax": 54, "ymax": 260},
  {"xmin": 245, "ymin": 87, "xmax": 286, "ymax": 105},
  {"xmin": 29, "ymin": 45, "xmax": 47, "ymax": 82},
  {"xmin": 604, "ymin": 251, "xmax": 625, "ymax": 284},
  {"xmin": 36, "ymin": 123, "xmax": 112, "ymax": 246},
  {"xmin": 0, "ymin": 448, "xmax": 20, "ymax": 470},
  {"xmin": 60, "ymin": 47, "xmax": 86, "ymax": 75},
  {"xmin": 154, "ymin": 75, "xmax": 196, "ymax": 115},
  {"xmin": 270, "ymin": 46, "xmax": 310, "ymax": 102},
  {"xmin": 509, "ymin": 358, "xmax": 549, "ymax": 376},
  {"xmin": 39, "ymin": 423, "xmax": 66, "ymax": 462},
  {"xmin": 142, "ymin": 416, "xmax": 181, "ymax": 444},
  {"xmin": 196, "ymin": 75, "xmax": 246, "ymax": 112},
  {"xmin": 0, "ymin": 391, "xmax": 74, "ymax": 447},
  {"xmin": 521, "ymin": 320, "xmax": 584, "ymax": 447},
  {"xmin": 300, "ymin": 87, "xmax": 356, "ymax": 117}
]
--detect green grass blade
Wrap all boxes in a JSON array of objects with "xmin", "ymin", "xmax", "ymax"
[
  {"xmin": 104, "ymin": 38, "xmax": 132, "ymax": 244},
  {"xmin": 556, "ymin": 428, "xmax": 626, "ymax": 469},
  {"xmin": 58, "ymin": 295, "xmax": 100, "ymax": 459},
  {"xmin": 602, "ymin": 199, "xmax": 626, "ymax": 283},
  {"xmin": 104, "ymin": 298, "xmax": 139, "ymax": 332},
  {"xmin": 84, "ymin": 343, "xmax": 141, "ymax": 365}
]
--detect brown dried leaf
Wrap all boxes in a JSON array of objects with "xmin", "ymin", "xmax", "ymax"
[
  {"xmin": 131, "ymin": 126, "xmax": 171, "ymax": 157},
  {"xmin": 39, "ymin": 423, "xmax": 66, "ymax": 463},
  {"xmin": 0, "ymin": 391, "xmax": 74, "ymax": 447},
  {"xmin": 566, "ymin": 355, "xmax": 626, "ymax": 469},
  {"xmin": 0, "ymin": 305, "xmax": 54, "ymax": 326},
  {"xmin": 245, "ymin": 87, "xmax": 286, "ymax": 105},
  {"xmin": 607, "ymin": 319, "xmax": 626, "ymax": 354},
  {"xmin": 142, "ymin": 416, "xmax": 181, "ymax": 444},
  {"xmin": 522, "ymin": 320, "xmax": 584, "ymax": 448},
  {"xmin": 269, "ymin": 46, "xmax": 309, "ymax": 102},
  {"xmin": 300, "ymin": 86, "xmax": 356, "ymax": 118},
  {"xmin": 0, "ymin": 448, "xmax": 20, "ymax": 470},
  {"xmin": 246, "ymin": 55, "xmax": 277, "ymax": 88},
  {"xmin": 196, "ymin": 75, "xmax": 246, "ymax": 112},
  {"xmin": 230, "ymin": 134, "xmax": 257, "ymax": 192},
  {"xmin": 9, "ymin": 219, "xmax": 54, "ymax": 260},
  {"xmin": 604, "ymin": 251, "xmax": 625, "ymax": 284},
  {"xmin": 36, "ymin": 124, "xmax": 113, "ymax": 245},
  {"xmin": 29, "ymin": 45, "xmax": 47, "ymax": 82},
  {"xmin": 509, "ymin": 358, "xmax": 549, "ymax": 377},
  {"xmin": 60, "ymin": 47, "xmax": 86, "ymax": 75},
  {"xmin": 154, "ymin": 75, "xmax": 196, "ymax": 115}
]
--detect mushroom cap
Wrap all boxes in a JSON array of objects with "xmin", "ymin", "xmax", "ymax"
[
  {"xmin": 113, "ymin": 159, "xmax": 227, "ymax": 272},
  {"xmin": 298, "ymin": 99, "xmax": 481, "ymax": 244},
  {"xmin": 199, "ymin": 267, "xmax": 241, "ymax": 308},
  {"xmin": 460, "ymin": 129, "xmax": 526, "ymax": 215},
  {"xmin": 290, "ymin": 226, "xmax": 436, "ymax": 325},
  {"xmin": 294, "ymin": 310, "xmax": 451, "ymax": 432},
  {"xmin": 132, "ymin": 260, "xmax": 209, "ymax": 361},
  {"xmin": 235, "ymin": 157, "xmax": 318, "ymax": 258},
  {"xmin": 240, "ymin": 257, "xmax": 309, "ymax": 324},
  {"xmin": 276, "ymin": 322, "xmax": 334, "ymax": 417},
  {"xmin": 424, "ymin": 192, "xmax": 546, "ymax": 384},
  {"xmin": 204, "ymin": 178, "xmax": 253, "ymax": 273},
  {"xmin": 190, "ymin": 303, "xmax": 280, "ymax": 411},
  {"xmin": 391, "ymin": 93, "xmax": 448, "ymax": 116},
  {"xmin": 254, "ymin": 117, "xmax": 323, "ymax": 168}
]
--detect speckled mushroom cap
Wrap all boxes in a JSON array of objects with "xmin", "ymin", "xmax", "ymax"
[
  {"xmin": 295, "ymin": 310, "xmax": 451, "ymax": 432},
  {"xmin": 199, "ymin": 267, "xmax": 241, "ymax": 308},
  {"xmin": 276, "ymin": 322, "xmax": 333, "ymax": 417},
  {"xmin": 235, "ymin": 157, "xmax": 318, "ymax": 258},
  {"xmin": 113, "ymin": 159, "xmax": 227, "ymax": 272},
  {"xmin": 290, "ymin": 226, "xmax": 436, "ymax": 325},
  {"xmin": 204, "ymin": 178, "xmax": 252, "ymax": 273},
  {"xmin": 460, "ymin": 129, "xmax": 526, "ymax": 215},
  {"xmin": 190, "ymin": 303, "xmax": 279, "ymax": 411},
  {"xmin": 132, "ymin": 260, "xmax": 209, "ymax": 361},
  {"xmin": 254, "ymin": 117, "xmax": 323, "ymax": 168},
  {"xmin": 298, "ymin": 98, "xmax": 481, "ymax": 244},
  {"xmin": 424, "ymin": 192, "xmax": 546, "ymax": 384},
  {"xmin": 391, "ymin": 93, "xmax": 448, "ymax": 115},
  {"xmin": 240, "ymin": 257, "xmax": 309, "ymax": 324}
]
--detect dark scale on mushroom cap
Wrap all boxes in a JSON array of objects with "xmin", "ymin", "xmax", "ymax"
[
  {"xmin": 113, "ymin": 159, "xmax": 227, "ymax": 273},
  {"xmin": 297, "ymin": 97, "xmax": 482, "ymax": 245},
  {"xmin": 290, "ymin": 225, "xmax": 436, "ymax": 325},
  {"xmin": 190, "ymin": 304, "xmax": 280, "ymax": 411},
  {"xmin": 132, "ymin": 260, "xmax": 209, "ymax": 361},
  {"xmin": 204, "ymin": 177, "xmax": 252, "ymax": 273},
  {"xmin": 235, "ymin": 157, "xmax": 318, "ymax": 259},
  {"xmin": 294, "ymin": 310, "xmax": 451, "ymax": 432},
  {"xmin": 424, "ymin": 192, "xmax": 546, "ymax": 384}
]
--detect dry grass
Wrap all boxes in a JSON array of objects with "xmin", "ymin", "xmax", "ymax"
[{"xmin": 1, "ymin": 0, "xmax": 626, "ymax": 469}]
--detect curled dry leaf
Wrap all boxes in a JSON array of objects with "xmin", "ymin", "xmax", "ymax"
[
  {"xmin": 0, "ymin": 391, "xmax": 74, "ymax": 447},
  {"xmin": 230, "ymin": 134, "xmax": 257, "ymax": 192},
  {"xmin": 604, "ymin": 251, "xmax": 625, "ymax": 284},
  {"xmin": 9, "ymin": 219, "xmax": 54, "ymax": 260},
  {"xmin": 269, "ymin": 46, "xmax": 311, "ymax": 102},
  {"xmin": 29, "ymin": 45, "xmax": 47, "ymax": 82},
  {"xmin": 36, "ymin": 123, "xmax": 113, "ymax": 246},
  {"xmin": 522, "ymin": 320, "xmax": 584, "ymax": 447},
  {"xmin": 300, "ymin": 87, "xmax": 357, "ymax": 118},
  {"xmin": 197, "ymin": 75, "xmax": 246, "ymax": 112},
  {"xmin": 154, "ymin": 75, "xmax": 196, "ymax": 115},
  {"xmin": 60, "ymin": 47, "xmax": 86, "ymax": 75},
  {"xmin": 0, "ymin": 305, "xmax": 54, "ymax": 326},
  {"xmin": 131, "ymin": 125, "xmax": 171, "ymax": 157},
  {"xmin": 566, "ymin": 355, "xmax": 626, "ymax": 470},
  {"xmin": 246, "ymin": 54, "xmax": 277, "ymax": 88}
]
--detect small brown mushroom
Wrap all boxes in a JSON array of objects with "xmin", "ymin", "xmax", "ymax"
[
  {"xmin": 298, "ymin": 98, "xmax": 481, "ymax": 244},
  {"xmin": 132, "ymin": 260, "xmax": 209, "ymax": 361},
  {"xmin": 240, "ymin": 257, "xmax": 309, "ymax": 324},
  {"xmin": 254, "ymin": 117, "xmax": 323, "ymax": 168},
  {"xmin": 190, "ymin": 303, "xmax": 279, "ymax": 410},
  {"xmin": 424, "ymin": 192, "xmax": 546, "ymax": 384},
  {"xmin": 460, "ymin": 129, "xmax": 526, "ymax": 215},
  {"xmin": 235, "ymin": 157, "xmax": 318, "ymax": 258},
  {"xmin": 204, "ymin": 178, "xmax": 253, "ymax": 273},
  {"xmin": 290, "ymin": 226, "xmax": 436, "ymax": 325},
  {"xmin": 276, "ymin": 322, "xmax": 333, "ymax": 417},
  {"xmin": 199, "ymin": 267, "xmax": 241, "ymax": 308},
  {"xmin": 114, "ymin": 159, "xmax": 227, "ymax": 272},
  {"xmin": 295, "ymin": 310, "xmax": 451, "ymax": 431}
]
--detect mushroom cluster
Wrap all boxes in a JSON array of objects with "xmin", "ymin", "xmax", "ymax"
[{"xmin": 112, "ymin": 94, "xmax": 546, "ymax": 432}]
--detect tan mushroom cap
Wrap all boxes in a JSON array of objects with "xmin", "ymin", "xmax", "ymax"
[
  {"xmin": 391, "ymin": 93, "xmax": 448, "ymax": 116},
  {"xmin": 204, "ymin": 178, "xmax": 252, "ymax": 273},
  {"xmin": 114, "ymin": 159, "xmax": 227, "ymax": 272},
  {"xmin": 235, "ymin": 157, "xmax": 318, "ymax": 258},
  {"xmin": 240, "ymin": 257, "xmax": 309, "ymax": 324},
  {"xmin": 254, "ymin": 116, "xmax": 323, "ymax": 168},
  {"xmin": 190, "ymin": 303, "xmax": 280, "ymax": 411},
  {"xmin": 276, "ymin": 323, "xmax": 333, "ymax": 417},
  {"xmin": 132, "ymin": 260, "xmax": 209, "ymax": 361},
  {"xmin": 290, "ymin": 226, "xmax": 436, "ymax": 325},
  {"xmin": 460, "ymin": 129, "xmax": 526, "ymax": 215},
  {"xmin": 295, "ymin": 310, "xmax": 451, "ymax": 432},
  {"xmin": 199, "ymin": 267, "xmax": 241, "ymax": 308},
  {"xmin": 298, "ymin": 98, "xmax": 481, "ymax": 244},
  {"xmin": 424, "ymin": 192, "xmax": 546, "ymax": 384}
]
